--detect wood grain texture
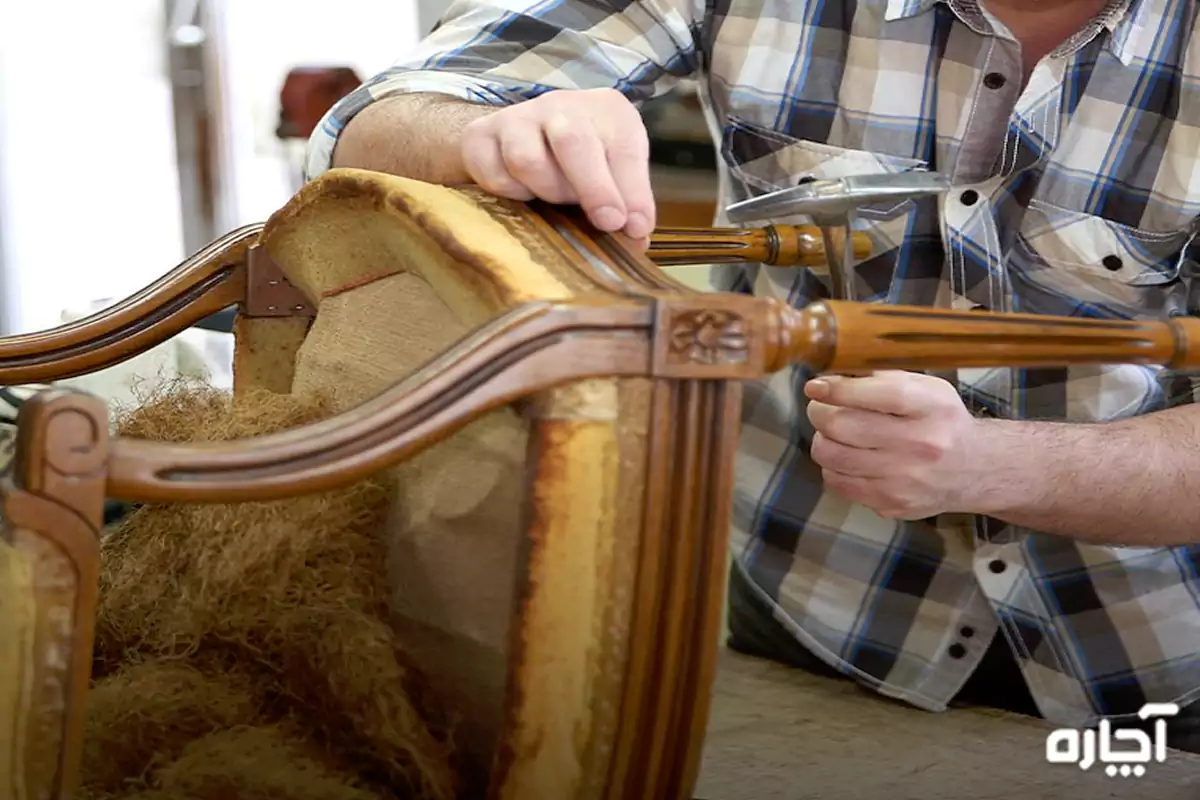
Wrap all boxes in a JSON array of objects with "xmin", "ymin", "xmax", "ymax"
[{"xmin": 649, "ymin": 223, "xmax": 871, "ymax": 269}]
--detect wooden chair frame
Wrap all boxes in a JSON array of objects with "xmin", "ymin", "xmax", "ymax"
[{"xmin": 2, "ymin": 193, "xmax": 1198, "ymax": 800}]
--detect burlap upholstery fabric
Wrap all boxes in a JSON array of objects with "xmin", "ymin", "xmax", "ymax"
[
  {"xmin": 289, "ymin": 271, "xmax": 528, "ymax": 773},
  {"xmin": 251, "ymin": 171, "xmax": 596, "ymax": 784}
]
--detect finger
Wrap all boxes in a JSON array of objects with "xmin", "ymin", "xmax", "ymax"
[
  {"xmin": 604, "ymin": 129, "xmax": 656, "ymax": 240},
  {"xmin": 543, "ymin": 113, "xmax": 628, "ymax": 232},
  {"xmin": 807, "ymin": 401, "xmax": 926, "ymax": 450},
  {"xmin": 498, "ymin": 120, "xmax": 575, "ymax": 204},
  {"xmin": 807, "ymin": 401, "xmax": 877, "ymax": 448},
  {"xmin": 810, "ymin": 432, "xmax": 890, "ymax": 478},
  {"xmin": 462, "ymin": 127, "xmax": 534, "ymax": 201},
  {"xmin": 805, "ymin": 373, "xmax": 927, "ymax": 417}
]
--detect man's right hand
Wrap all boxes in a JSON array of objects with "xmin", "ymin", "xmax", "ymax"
[{"xmin": 460, "ymin": 88, "xmax": 656, "ymax": 244}]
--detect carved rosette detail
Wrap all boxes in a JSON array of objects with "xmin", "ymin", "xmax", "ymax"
[{"xmin": 667, "ymin": 310, "xmax": 750, "ymax": 366}]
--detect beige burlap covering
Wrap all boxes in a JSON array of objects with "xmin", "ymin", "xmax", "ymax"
[
  {"xmin": 285, "ymin": 271, "xmax": 528, "ymax": 784},
  {"xmin": 257, "ymin": 173, "xmax": 582, "ymax": 788}
]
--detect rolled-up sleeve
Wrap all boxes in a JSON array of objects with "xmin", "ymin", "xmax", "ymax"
[{"xmin": 306, "ymin": 0, "xmax": 702, "ymax": 179}]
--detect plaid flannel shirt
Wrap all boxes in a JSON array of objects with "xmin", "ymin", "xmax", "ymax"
[{"xmin": 308, "ymin": 0, "xmax": 1200, "ymax": 728}]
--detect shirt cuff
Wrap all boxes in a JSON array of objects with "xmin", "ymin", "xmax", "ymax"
[{"xmin": 304, "ymin": 70, "xmax": 526, "ymax": 181}]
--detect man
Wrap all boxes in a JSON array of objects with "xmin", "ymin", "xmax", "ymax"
[{"xmin": 307, "ymin": 0, "xmax": 1200, "ymax": 749}]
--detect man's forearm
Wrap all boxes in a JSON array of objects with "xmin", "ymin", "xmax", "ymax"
[
  {"xmin": 973, "ymin": 405, "xmax": 1200, "ymax": 545},
  {"xmin": 331, "ymin": 94, "xmax": 498, "ymax": 184}
]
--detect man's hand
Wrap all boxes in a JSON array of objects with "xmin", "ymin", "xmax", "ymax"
[
  {"xmin": 804, "ymin": 371, "xmax": 992, "ymax": 519},
  {"xmin": 460, "ymin": 88, "xmax": 656, "ymax": 244}
]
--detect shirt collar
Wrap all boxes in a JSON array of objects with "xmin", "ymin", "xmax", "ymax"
[
  {"xmin": 883, "ymin": 0, "xmax": 1178, "ymax": 68},
  {"xmin": 1106, "ymin": 0, "xmax": 1184, "ymax": 67}
]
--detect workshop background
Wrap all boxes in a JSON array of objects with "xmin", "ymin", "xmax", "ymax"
[{"xmin": 0, "ymin": 0, "xmax": 717, "ymax": 406}]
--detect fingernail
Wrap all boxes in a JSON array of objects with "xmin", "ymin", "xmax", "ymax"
[
  {"xmin": 592, "ymin": 206, "xmax": 625, "ymax": 231},
  {"xmin": 805, "ymin": 379, "xmax": 829, "ymax": 399},
  {"xmin": 625, "ymin": 212, "xmax": 652, "ymax": 240}
]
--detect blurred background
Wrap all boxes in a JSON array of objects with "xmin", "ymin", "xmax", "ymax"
[{"xmin": 0, "ymin": 0, "xmax": 715, "ymax": 395}]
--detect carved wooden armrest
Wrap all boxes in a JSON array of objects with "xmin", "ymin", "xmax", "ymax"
[
  {"xmin": 4, "ymin": 281, "xmax": 1197, "ymax": 799},
  {"xmin": 104, "ymin": 295, "xmax": 1200, "ymax": 501}
]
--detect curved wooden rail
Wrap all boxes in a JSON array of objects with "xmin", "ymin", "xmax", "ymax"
[
  {"xmin": 107, "ymin": 299, "xmax": 654, "ymax": 502},
  {"xmin": 104, "ymin": 296, "xmax": 1200, "ymax": 504},
  {"xmin": 0, "ymin": 221, "xmax": 864, "ymax": 387},
  {"xmin": 0, "ymin": 224, "xmax": 260, "ymax": 384}
]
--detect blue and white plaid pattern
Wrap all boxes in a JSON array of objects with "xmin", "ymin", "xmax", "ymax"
[{"xmin": 308, "ymin": 0, "xmax": 1200, "ymax": 728}]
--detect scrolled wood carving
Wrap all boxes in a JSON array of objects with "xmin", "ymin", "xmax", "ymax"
[{"xmin": 3, "ymin": 390, "xmax": 107, "ymax": 800}]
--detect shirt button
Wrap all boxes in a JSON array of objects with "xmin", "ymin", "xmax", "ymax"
[
  {"xmin": 960, "ymin": 626, "xmax": 976, "ymax": 638},
  {"xmin": 949, "ymin": 643, "xmax": 968, "ymax": 659},
  {"xmin": 988, "ymin": 559, "xmax": 1007, "ymax": 574},
  {"xmin": 983, "ymin": 72, "xmax": 1007, "ymax": 90},
  {"xmin": 960, "ymin": 189, "xmax": 980, "ymax": 206},
  {"xmin": 1103, "ymin": 254, "xmax": 1124, "ymax": 271}
]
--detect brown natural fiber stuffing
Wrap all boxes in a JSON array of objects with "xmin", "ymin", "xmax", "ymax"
[{"xmin": 80, "ymin": 383, "xmax": 457, "ymax": 800}]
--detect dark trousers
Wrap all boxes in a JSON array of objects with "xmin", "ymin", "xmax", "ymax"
[{"xmin": 725, "ymin": 564, "xmax": 1200, "ymax": 753}]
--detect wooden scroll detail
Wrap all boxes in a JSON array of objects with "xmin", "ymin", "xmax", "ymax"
[
  {"xmin": 1, "ymin": 390, "xmax": 108, "ymax": 800},
  {"xmin": 647, "ymin": 224, "xmax": 872, "ymax": 268},
  {"xmin": 0, "ymin": 225, "xmax": 261, "ymax": 385},
  {"xmin": 104, "ymin": 295, "xmax": 1200, "ymax": 505}
]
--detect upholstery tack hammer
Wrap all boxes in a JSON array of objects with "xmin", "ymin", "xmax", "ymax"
[{"xmin": 724, "ymin": 172, "xmax": 952, "ymax": 300}]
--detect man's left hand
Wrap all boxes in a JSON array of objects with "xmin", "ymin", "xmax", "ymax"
[{"xmin": 804, "ymin": 370, "xmax": 994, "ymax": 520}]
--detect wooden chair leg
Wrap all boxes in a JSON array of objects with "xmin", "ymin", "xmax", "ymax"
[{"xmin": 1, "ymin": 389, "xmax": 108, "ymax": 800}]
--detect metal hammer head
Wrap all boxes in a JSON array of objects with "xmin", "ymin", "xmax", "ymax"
[{"xmin": 724, "ymin": 171, "xmax": 952, "ymax": 224}]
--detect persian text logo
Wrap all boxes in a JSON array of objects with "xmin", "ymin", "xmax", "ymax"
[{"xmin": 1045, "ymin": 702, "xmax": 1180, "ymax": 778}]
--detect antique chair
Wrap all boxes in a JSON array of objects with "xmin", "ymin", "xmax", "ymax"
[{"xmin": 3, "ymin": 169, "xmax": 1200, "ymax": 800}]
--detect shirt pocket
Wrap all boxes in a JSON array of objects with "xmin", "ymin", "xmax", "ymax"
[
  {"xmin": 720, "ymin": 116, "xmax": 930, "ymax": 204},
  {"xmin": 718, "ymin": 117, "xmax": 932, "ymax": 300},
  {"xmin": 1016, "ymin": 200, "xmax": 1193, "ymax": 321}
]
